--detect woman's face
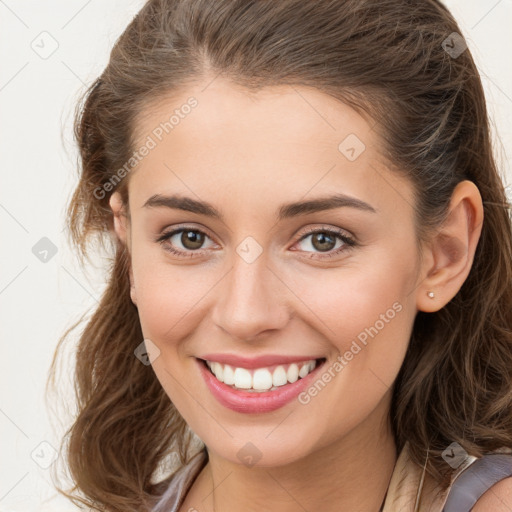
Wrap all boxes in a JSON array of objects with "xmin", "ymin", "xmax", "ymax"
[{"xmin": 113, "ymin": 78, "xmax": 427, "ymax": 466}]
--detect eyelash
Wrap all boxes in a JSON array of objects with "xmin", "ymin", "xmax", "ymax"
[{"xmin": 155, "ymin": 224, "xmax": 357, "ymax": 260}]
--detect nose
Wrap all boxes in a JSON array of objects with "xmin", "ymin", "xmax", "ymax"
[{"xmin": 211, "ymin": 251, "xmax": 291, "ymax": 342}]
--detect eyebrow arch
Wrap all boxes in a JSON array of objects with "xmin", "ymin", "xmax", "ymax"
[{"xmin": 142, "ymin": 192, "xmax": 377, "ymax": 221}]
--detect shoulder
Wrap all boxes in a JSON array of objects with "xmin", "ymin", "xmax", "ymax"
[{"xmin": 471, "ymin": 476, "xmax": 512, "ymax": 511}]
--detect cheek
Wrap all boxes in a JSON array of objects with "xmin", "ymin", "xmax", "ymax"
[
  {"xmin": 283, "ymin": 247, "xmax": 417, "ymax": 388},
  {"xmin": 287, "ymin": 270, "xmax": 414, "ymax": 453},
  {"xmin": 130, "ymin": 250, "xmax": 219, "ymax": 344},
  {"xmin": 284, "ymin": 249, "xmax": 415, "ymax": 344}
]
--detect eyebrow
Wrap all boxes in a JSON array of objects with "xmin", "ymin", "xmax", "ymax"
[{"xmin": 142, "ymin": 193, "xmax": 377, "ymax": 221}]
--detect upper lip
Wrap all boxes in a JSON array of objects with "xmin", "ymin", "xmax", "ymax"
[{"xmin": 198, "ymin": 353, "xmax": 325, "ymax": 369}]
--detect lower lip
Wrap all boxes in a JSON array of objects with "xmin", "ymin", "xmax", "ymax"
[{"xmin": 197, "ymin": 358, "xmax": 326, "ymax": 414}]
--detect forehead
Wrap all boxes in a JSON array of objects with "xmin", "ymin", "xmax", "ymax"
[{"xmin": 127, "ymin": 78, "xmax": 414, "ymax": 220}]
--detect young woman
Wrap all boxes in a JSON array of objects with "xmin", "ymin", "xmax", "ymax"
[{"xmin": 49, "ymin": 0, "xmax": 512, "ymax": 510}]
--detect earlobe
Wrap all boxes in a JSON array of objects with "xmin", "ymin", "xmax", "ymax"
[
  {"xmin": 129, "ymin": 277, "xmax": 137, "ymax": 306},
  {"xmin": 416, "ymin": 180, "xmax": 484, "ymax": 313}
]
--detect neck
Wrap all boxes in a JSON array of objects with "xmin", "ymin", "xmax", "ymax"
[{"xmin": 191, "ymin": 391, "xmax": 398, "ymax": 512}]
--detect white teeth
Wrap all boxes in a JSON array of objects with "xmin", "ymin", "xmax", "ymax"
[
  {"xmin": 298, "ymin": 363, "xmax": 310, "ymax": 379},
  {"xmin": 205, "ymin": 359, "xmax": 320, "ymax": 390},
  {"xmin": 272, "ymin": 365, "xmax": 287, "ymax": 387},
  {"xmin": 212, "ymin": 362, "xmax": 224, "ymax": 382},
  {"xmin": 252, "ymin": 368, "xmax": 273, "ymax": 390},
  {"xmin": 223, "ymin": 364, "xmax": 235, "ymax": 385},
  {"xmin": 287, "ymin": 363, "xmax": 299, "ymax": 383},
  {"xmin": 233, "ymin": 367, "xmax": 252, "ymax": 389}
]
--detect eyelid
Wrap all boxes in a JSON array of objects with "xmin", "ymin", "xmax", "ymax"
[
  {"xmin": 294, "ymin": 224, "xmax": 355, "ymax": 243},
  {"xmin": 155, "ymin": 223, "xmax": 218, "ymax": 244}
]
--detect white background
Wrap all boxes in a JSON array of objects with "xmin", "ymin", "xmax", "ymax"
[{"xmin": 1, "ymin": 1, "xmax": 511, "ymax": 510}]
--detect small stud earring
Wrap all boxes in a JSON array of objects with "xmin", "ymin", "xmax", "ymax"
[{"xmin": 427, "ymin": 291, "xmax": 435, "ymax": 299}]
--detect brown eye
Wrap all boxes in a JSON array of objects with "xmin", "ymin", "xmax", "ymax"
[
  {"xmin": 293, "ymin": 227, "xmax": 357, "ymax": 260},
  {"xmin": 310, "ymin": 232, "xmax": 337, "ymax": 252},
  {"xmin": 180, "ymin": 230, "xmax": 205, "ymax": 250},
  {"xmin": 156, "ymin": 227, "xmax": 216, "ymax": 257}
]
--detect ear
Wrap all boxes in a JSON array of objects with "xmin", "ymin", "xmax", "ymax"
[
  {"xmin": 416, "ymin": 180, "xmax": 484, "ymax": 313},
  {"xmin": 109, "ymin": 191, "xmax": 129, "ymax": 244},
  {"xmin": 109, "ymin": 191, "xmax": 137, "ymax": 306}
]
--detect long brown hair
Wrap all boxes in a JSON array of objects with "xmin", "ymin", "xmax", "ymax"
[{"xmin": 48, "ymin": 0, "xmax": 512, "ymax": 510}]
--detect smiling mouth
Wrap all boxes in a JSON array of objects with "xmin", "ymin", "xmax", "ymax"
[{"xmin": 199, "ymin": 358, "xmax": 327, "ymax": 392}]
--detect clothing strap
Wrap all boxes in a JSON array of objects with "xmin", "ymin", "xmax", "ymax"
[{"xmin": 442, "ymin": 453, "xmax": 512, "ymax": 512}]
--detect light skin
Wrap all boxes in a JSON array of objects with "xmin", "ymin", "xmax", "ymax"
[{"xmin": 110, "ymin": 76, "xmax": 484, "ymax": 511}]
